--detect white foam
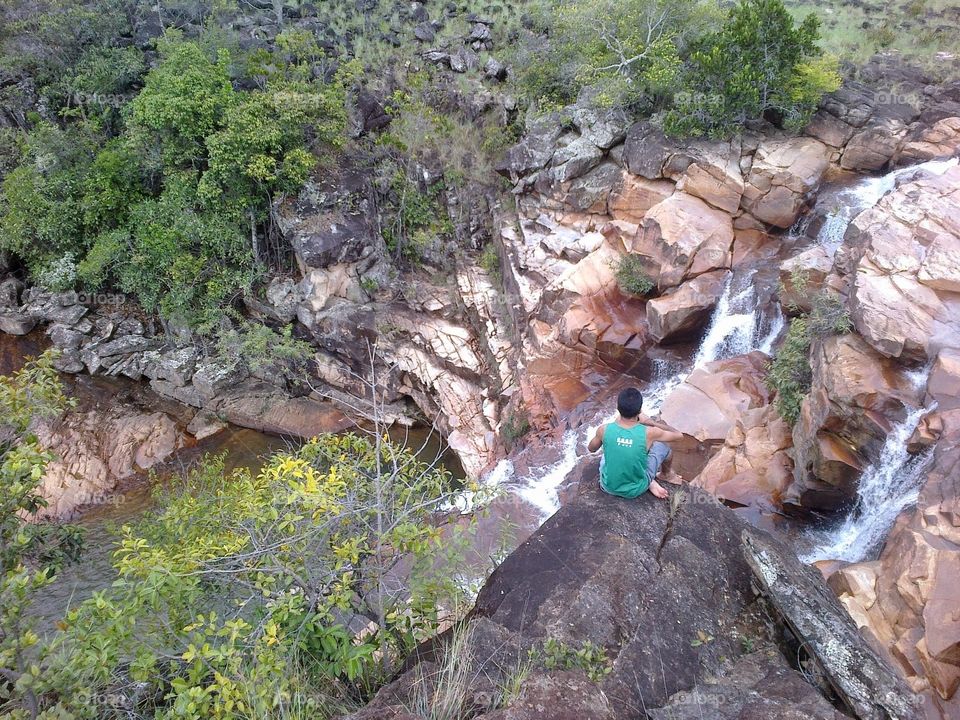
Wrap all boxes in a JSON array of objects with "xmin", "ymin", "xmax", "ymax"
[
  {"xmin": 816, "ymin": 157, "xmax": 958, "ymax": 251},
  {"xmin": 802, "ymin": 369, "xmax": 933, "ymax": 564},
  {"xmin": 514, "ymin": 430, "xmax": 580, "ymax": 519}
]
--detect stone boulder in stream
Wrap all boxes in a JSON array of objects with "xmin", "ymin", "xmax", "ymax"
[
  {"xmin": 660, "ymin": 352, "xmax": 773, "ymax": 442},
  {"xmin": 32, "ymin": 399, "xmax": 185, "ymax": 519},
  {"xmin": 786, "ymin": 334, "xmax": 922, "ymax": 513},
  {"xmin": 838, "ymin": 164, "xmax": 960, "ymax": 363},
  {"xmin": 345, "ymin": 462, "xmax": 914, "ymax": 720}
]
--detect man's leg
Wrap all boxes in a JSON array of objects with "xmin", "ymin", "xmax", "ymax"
[
  {"xmin": 647, "ymin": 441, "xmax": 672, "ymax": 480},
  {"xmin": 646, "ymin": 442, "xmax": 672, "ymax": 499}
]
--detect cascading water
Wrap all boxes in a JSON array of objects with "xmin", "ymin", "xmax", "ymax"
[
  {"xmin": 644, "ymin": 272, "xmax": 784, "ymax": 415},
  {"xmin": 814, "ymin": 157, "xmax": 958, "ymax": 250},
  {"xmin": 801, "ymin": 369, "xmax": 934, "ymax": 564},
  {"xmin": 482, "ymin": 157, "xmax": 954, "ymax": 524},
  {"xmin": 493, "ymin": 272, "xmax": 782, "ymax": 520}
]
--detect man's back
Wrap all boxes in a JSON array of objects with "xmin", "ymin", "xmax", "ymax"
[{"xmin": 600, "ymin": 422, "xmax": 651, "ymax": 498}]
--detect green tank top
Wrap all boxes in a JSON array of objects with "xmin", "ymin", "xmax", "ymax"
[{"xmin": 600, "ymin": 423, "xmax": 649, "ymax": 498}]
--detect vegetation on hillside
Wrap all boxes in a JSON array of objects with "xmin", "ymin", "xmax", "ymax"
[
  {"xmin": 1, "ymin": 415, "xmax": 489, "ymax": 717},
  {"xmin": 0, "ymin": 26, "xmax": 349, "ymax": 333},
  {"xmin": 784, "ymin": 0, "xmax": 960, "ymax": 70},
  {"xmin": 767, "ymin": 291, "xmax": 852, "ymax": 424},
  {"xmin": 511, "ymin": 0, "xmax": 840, "ymax": 137}
]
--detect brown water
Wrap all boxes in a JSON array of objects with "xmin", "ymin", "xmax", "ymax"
[{"xmin": 0, "ymin": 332, "xmax": 461, "ymax": 630}]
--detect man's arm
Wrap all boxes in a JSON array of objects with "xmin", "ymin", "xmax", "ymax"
[
  {"xmin": 647, "ymin": 425, "xmax": 685, "ymax": 444},
  {"xmin": 587, "ymin": 424, "xmax": 605, "ymax": 453}
]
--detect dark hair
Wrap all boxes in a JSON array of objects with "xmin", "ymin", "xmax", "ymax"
[{"xmin": 617, "ymin": 387, "xmax": 644, "ymax": 419}]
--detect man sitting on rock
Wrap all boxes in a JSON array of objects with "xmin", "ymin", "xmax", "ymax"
[{"xmin": 587, "ymin": 387, "xmax": 684, "ymax": 500}]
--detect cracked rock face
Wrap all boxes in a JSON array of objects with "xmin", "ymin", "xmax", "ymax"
[
  {"xmin": 33, "ymin": 402, "xmax": 185, "ymax": 520},
  {"xmin": 741, "ymin": 136, "xmax": 831, "ymax": 228},
  {"xmin": 840, "ymin": 165, "xmax": 960, "ymax": 362}
]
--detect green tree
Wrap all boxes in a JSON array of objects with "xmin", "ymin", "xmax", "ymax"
[
  {"xmin": 129, "ymin": 39, "xmax": 236, "ymax": 168},
  {"xmin": 0, "ymin": 352, "xmax": 82, "ymax": 717},
  {"xmin": 664, "ymin": 0, "xmax": 840, "ymax": 137},
  {"xmin": 33, "ymin": 435, "xmax": 486, "ymax": 718},
  {"xmin": 0, "ymin": 34, "xmax": 348, "ymax": 332},
  {"xmin": 514, "ymin": 0, "xmax": 712, "ymax": 110}
]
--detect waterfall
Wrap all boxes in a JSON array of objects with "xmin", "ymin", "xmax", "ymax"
[
  {"xmin": 499, "ymin": 271, "xmax": 778, "ymax": 520},
  {"xmin": 815, "ymin": 157, "xmax": 958, "ymax": 250},
  {"xmin": 514, "ymin": 430, "xmax": 580, "ymax": 517},
  {"xmin": 801, "ymin": 369, "xmax": 933, "ymax": 564},
  {"xmin": 488, "ymin": 158, "xmax": 955, "ymax": 524},
  {"xmin": 645, "ymin": 272, "xmax": 782, "ymax": 415}
]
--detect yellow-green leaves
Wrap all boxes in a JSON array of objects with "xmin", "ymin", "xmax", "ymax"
[{"xmin": 35, "ymin": 433, "xmax": 479, "ymax": 718}]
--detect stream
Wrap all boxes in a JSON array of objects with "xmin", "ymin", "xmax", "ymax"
[
  {"xmin": 1, "ymin": 332, "xmax": 460, "ymax": 629},
  {"xmin": 5, "ymin": 157, "xmax": 958, "ymax": 632},
  {"xmin": 483, "ymin": 156, "xmax": 959, "ymax": 560}
]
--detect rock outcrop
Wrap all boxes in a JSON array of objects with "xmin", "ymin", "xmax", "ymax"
[
  {"xmin": 786, "ymin": 334, "xmax": 922, "ymax": 512},
  {"xmin": 33, "ymin": 399, "xmax": 185, "ymax": 519},
  {"xmin": 838, "ymin": 164, "xmax": 960, "ymax": 363},
  {"xmin": 827, "ymin": 410, "xmax": 960, "ymax": 720},
  {"xmin": 741, "ymin": 136, "xmax": 831, "ymax": 228},
  {"xmin": 660, "ymin": 352, "xmax": 773, "ymax": 442},
  {"xmin": 743, "ymin": 530, "xmax": 921, "ymax": 720},
  {"xmin": 346, "ymin": 463, "xmax": 907, "ymax": 720},
  {"xmin": 692, "ymin": 403, "xmax": 793, "ymax": 512}
]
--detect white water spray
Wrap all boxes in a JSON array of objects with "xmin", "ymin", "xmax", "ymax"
[
  {"xmin": 802, "ymin": 370, "xmax": 933, "ymax": 564},
  {"xmin": 815, "ymin": 157, "xmax": 958, "ymax": 250}
]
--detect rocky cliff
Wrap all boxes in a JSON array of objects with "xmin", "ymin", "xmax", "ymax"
[
  {"xmin": 3, "ymin": 42, "xmax": 960, "ymax": 717},
  {"xmin": 345, "ymin": 464, "xmax": 915, "ymax": 720}
]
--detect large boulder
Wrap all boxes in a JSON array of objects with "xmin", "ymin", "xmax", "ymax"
[
  {"xmin": 207, "ymin": 379, "xmax": 354, "ymax": 437},
  {"xmin": 928, "ymin": 348, "xmax": 960, "ymax": 411},
  {"xmin": 786, "ymin": 334, "xmax": 922, "ymax": 512},
  {"xmin": 627, "ymin": 191, "xmax": 734, "ymax": 290},
  {"xmin": 646, "ymin": 270, "xmax": 726, "ymax": 343},
  {"xmin": 897, "ymin": 116, "xmax": 960, "ymax": 165},
  {"xmin": 275, "ymin": 164, "xmax": 380, "ymax": 272},
  {"xmin": 607, "ymin": 171, "xmax": 674, "ymax": 224},
  {"xmin": 840, "ymin": 164, "xmax": 960, "ymax": 362},
  {"xmin": 692, "ymin": 403, "xmax": 793, "ymax": 512},
  {"xmin": 33, "ymin": 402, "xmax": 184, "ymax": 520},
  {"xmin": 496, "ymin": 113, "xmax": 562, "ymax": 180},
  {"xmin": 778, "ymin": 245, "xmax": 834, "ymax": 314},
  {"xmin": 660, "ymin": 352, "xmax": 773, "ymax": 442},
  {"xmin": 622, "ymin": 121, "xmax": 674, "ymax": 179},
  {"xmin": 346, "ymin": 464, "xmax": 851, "ymax": 720},
  {"xmin": 671, "ymin": 138, "xmax": 744, "ymax": 214},
  {"xmin": 741, "ymin": 137, "xmax": 830, "ymax": 228},
  {"xmin": 840, "ymin": 117, "xmax": 908, "ymax": 171}
]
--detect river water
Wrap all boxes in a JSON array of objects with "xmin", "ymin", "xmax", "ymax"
[
  {"xmin": 6, "ymin": 157, "xmax": 958, "ymax": 630},
  {"xmin": 0, "ymin": 332, "xmax": 460, "ymax": 629}
]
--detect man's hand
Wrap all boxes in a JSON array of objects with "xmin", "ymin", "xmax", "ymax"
[{"xmin": 649, "ymin": 479, "xmax": 669, "ymax": 499}]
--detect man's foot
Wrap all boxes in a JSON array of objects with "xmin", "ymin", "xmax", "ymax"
[{"xmin": 649, "ymin": 480, "xmax": 668, "ymax": 499}]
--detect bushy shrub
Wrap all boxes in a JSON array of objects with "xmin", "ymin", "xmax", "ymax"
[
  {"xmin": 615, "ymin": 255, "xmax": 655, "ymax": 296},
  {"xmin": 663, "ymin": 0, "xmax": 840, "ymax": 137},
  {"xmin": 767, "ymin": 316, "xmax": 812, "ymax": 425},
  {"xmin": 216, "ymin": 320, "xmax": 314, "ymax": 373},
  {"xmin": 24, "ymin": 435, "xmax": 486, "ymax": 718},
  {"xmin": 767, "ymin": 291, "xmax": 851, "ymax": 424},
  {"xmin": 511, "ymin": 0, "xmax": 711, "ymax": 111},
  {"xmin": 537, "ymin": 638, "xmax": 612, "ymax": 683}
]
